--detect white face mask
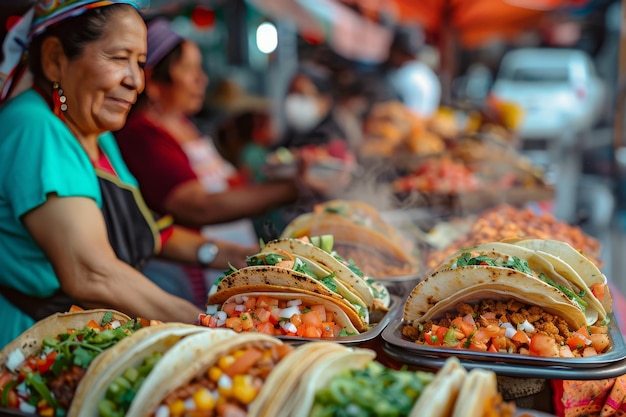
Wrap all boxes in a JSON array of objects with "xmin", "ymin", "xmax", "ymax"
[{"xmin": 284, "ymin": 94, "xmax": 322, "ymax": 132}]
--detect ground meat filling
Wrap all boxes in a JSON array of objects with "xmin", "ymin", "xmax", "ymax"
[{"xmin": 403, "ymin": 299, "xmax": 572, "ymax": 348}]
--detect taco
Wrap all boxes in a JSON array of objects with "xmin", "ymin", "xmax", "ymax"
[
  {"xmin": 280, "ymin": 201, "xmax": 420, "ymax": 278},
  {"xmin": 207, "ymin": 265, "xmax": 369, "ymax": 331},
  {"xmin": 402, "ymin": 268, "xmax": 611, "ymax": 357},
  {"xmin": 133, "ymin": 332, "xmax": 297, "ymax": 417},
  {"xmin": 508, "ymin": 238, "xmax": 613, "ymax": 314},
  {"xmin": 0, "ymin": 309, "xmax": 148, "ymax": 415},
  {"xmin": 70, "ymin": 323, "xmax": 212, "ymax": 417},
  {"xmin": 432, "ymin": 241, "xmax": 604, "ymax": 325},
  {"xmin": 410, "ymin": 356, "xmax": 467, "ymax": 417},
  {"xmin": 451, "ymin": 368, "xmax": 516, "ymax": 417},
  {"xmin": 201, "ymin": 291, "xmax": 362, "ymax": 337}
]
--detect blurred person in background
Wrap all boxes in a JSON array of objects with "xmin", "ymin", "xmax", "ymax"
[
  {"xmin": 385, "ymin": 25, "xmax": 441, "ymax": 118},
  {"xmin": 114, "ymin": 19, "xmax": 298, "ymax": 302},
  {"xmin": 0, "ymin": 0, "xmax": 252, "ymax": 347}
]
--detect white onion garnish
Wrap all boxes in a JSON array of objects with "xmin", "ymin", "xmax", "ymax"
[
  {"xmin": 206, "ymin": 304, "xmax": 218, "ymax": 315},
  {"xmin": 518, "ymin": 320, "xmax": 535, "ymax": 333},
  {"xmin": 184, "ymin": 398, "xmax": 196, "ymax": 411},
  {"xmin": 234, "ymin": 304, "xmax": 246, "ymax": 312},
  {"xmin": 6, "ymin": 349, "xmax": 25, "ymax": 372},
  {"xmin": 504, "ymin": 327, "xmax": 517, "ymax": 339},
  {"xmin": 19, "ymin": 403, "xmax": 36, "ymax": 413},
  {"xmin": 287, "ymin": 299, "xmax": 302, "ymax": 307},
  {"xmin": 216, "ymin": 318, "xmax": 226, "ymax": 327},
  {"xmin": 218, "ymin": 374, "xmax": 232, "ymax": 390},
  {"xmin": 155, "ymin": 405, "xmax": 170, "ymax": 417},
  {"xmin": 500, "ymin": 322, "xmax": 514, "ymax": 329},
  {"xmin": 279, "ymin": 306, "xmax": 300, "ymax": 319},
  {"xmin": 281, "ymin": 321, "xmax": 298, "ymax": 334},
  {"xmin": 110, "ymin": 320, "xmax": 121, "ymax": 329},
  {"xmin": 216, "ymin": 311, "xmax": 227, "ymax": 321},
  {"xmin": 234, "ymin": 295, "xmax": 244, "ymax": 304},
  {"xmin": 241, "ymin": 296, "xmax": 249, "ymax": 302}
]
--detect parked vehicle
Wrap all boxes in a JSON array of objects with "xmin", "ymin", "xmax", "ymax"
[{"xmin": 490, "ymin": 48, "xmax": 606, "ymax": 140}]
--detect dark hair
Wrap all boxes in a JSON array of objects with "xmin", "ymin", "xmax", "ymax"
[
  {"xmin": 28, "ymin": 4, "xmax": 136, "ymax": 83},
  {"xmin": 148, "ymin": 41, "xmax": 184, "ymax": 85},
  {"xmin": 133, "ymin": 40, "xmax": 184, "ymax": 110}
]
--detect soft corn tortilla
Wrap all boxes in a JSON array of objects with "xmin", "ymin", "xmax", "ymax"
[
  {"xmin": 136, "ymin": 333, "xmax": 284, "ymax": 417},
  {"xmin": 510, "ymin": 238, "xmax": 612, "ymax": 313},
  {"xmin": 69, "ymin": 323, "xmax": 208, "ymax": 417},
  {"xmin": 403, "ymin": 267, "xmax": 589, "ymax": 329},
  {"xmin": 410, "ymin": 356, "xmax": 467, "ymax": 417},
  {"xmin": 451, "ymin": 368, "xmax": 499, "ymax": 417},
  {"xmin": 284, "ymin": 346, "xmax": 376, "ymax": 417},
  {"xmin": 431, "ymin": 242, "xmax": 603, "ymax": 325},
  {"xmin": 208, "ymin": 266, "xmax": 369, "ymax": 331},
  {"xmin": 0, "ymin": 309, "xmax": 131, "ymax": 371},
  {"xmin": 262, "ymin": 238, "xmax": 374, "ymax": 309}
]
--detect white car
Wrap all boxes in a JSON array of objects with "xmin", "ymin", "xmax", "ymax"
[{"xmin": 490, "ymin": 48, "xmax": 607, "ymax": 140}]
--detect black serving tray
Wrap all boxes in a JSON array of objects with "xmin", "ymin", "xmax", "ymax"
[
  {"xmin": 381, "ymin": 314, "xmax": 626, "ymax": 379},
  {"xmin": 278, "ymin": 294, "xmax": 401, "ymax": 346}
]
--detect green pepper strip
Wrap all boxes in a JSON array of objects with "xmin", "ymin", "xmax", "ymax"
[
  {"xmin": 26, "ymin": 373, "xmax": 59, "ymax": 409},
  {"xmin": 1, "ymin": 380, "xmax": 19, "ymax": 407}
]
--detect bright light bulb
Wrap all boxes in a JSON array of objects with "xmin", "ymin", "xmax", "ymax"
[{"xmin": 256, "ymin": 22, "xmax": 278, "ymax": 54}]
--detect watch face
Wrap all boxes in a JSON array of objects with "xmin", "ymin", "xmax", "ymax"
[{"xmin": 198, "ymin": 243, "xmax": 218, "ymax": 265}]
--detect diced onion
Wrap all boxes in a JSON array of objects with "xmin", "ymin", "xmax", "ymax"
[
  {"xmin": 234, "ymin": 304, "xmax": 246, "ymax": 312},
  {"xmin": 184, "ymin": 398, "xmax": 196, "ymax": 411},
  {"xmin": 19, "ymin": 403, "xmax": 36, "ymax": 414},
  {"xmin": 518, "ymin": 320, "xmax": 535, "ymax": 333},
  {"xmin": 6, "ymin": 349, "xmax": 25, "ymax": 372},
  {"xmin": 216, "ymin": 318, "xmax": 226, "ymax": 327},
  {"xmin": 504, "ymin": 327, "xmax": 517, "ymax": 339},
  {"xmin": 500, "ymin": 322, "xmax": 514, "ymax": 329},
  {"xmin": 279, "ymin": 306, "xmax": 300, "ymax": 319},
  {"xmin": 110, "ymin": 320, "xmax": 121, "ymax": 329},
  {"xmin": 287, "ymin": 299, "xmax": 302, "ymax": 307},
  {"xmin": 206, "ymin": 304, "xmax": 218, "ymax": 315},
  {"xmin": 218, "ymin": 374, "xmax": 232, "ymax": 390},
  {"xmin": 281, "ymin": 321, "xmax": 298, "ymax": 334},
  {"xmin": 216, "ymin": 311, "xmax": 227, "ymax": 321},
  {"xmin": 155, "ymin": 405, "xmax": 170, "ymax": 417},
  {"xmin": 234, "ymin": 295, "xmax": 244, "ymax": 304},
  {"xmin": 241, "ymin": 296, "xmax": 249, "ymax": 301}
]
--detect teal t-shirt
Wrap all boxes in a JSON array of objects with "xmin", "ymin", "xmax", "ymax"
[{"xmin": 0, "ymin": 89, "xmax": 138, "ymax": 348}]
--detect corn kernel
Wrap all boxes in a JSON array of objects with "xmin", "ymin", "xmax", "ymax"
[
  {"xmin": 39, "ymin": 408, "xmax": 54, "ymax": 417},
  {"xmin": 169, "ymin": 399, "xmax": 186, "ymax": 415},
  {"xmin": 208, "ymin": 366, "xmax": 222, "ymax": 382},
  {"xmin": 192, "ymin": 388, "xmax": 215, "ymax": 411},
  {"xmin": 233, "ymin": 349, "xmax": 247, "ymax": 359},
  {"xmin": 232, "ymin": 375, "xmax": 258, "ymax": 405},
  {"xmin": 217, "ymin": 355, "xmax": 235, "ymax": 370}
]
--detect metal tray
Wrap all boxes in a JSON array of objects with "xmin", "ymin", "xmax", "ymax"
[
  {"xmin": 279, "ymin": 294, "xmax": 401, "ymax": 346},
  {"xmin": 381, "ymin": 314, "xmax": 626, "ymax": 379}
]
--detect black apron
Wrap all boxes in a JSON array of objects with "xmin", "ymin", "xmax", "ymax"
[{"xmin": 0, "ymin": 169, "xmax": 165, "ymax": 321}]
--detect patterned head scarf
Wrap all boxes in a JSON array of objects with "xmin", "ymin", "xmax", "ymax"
[{"xmin": 0, "ymin": 0, "xmax": 149, "ymax": 103}]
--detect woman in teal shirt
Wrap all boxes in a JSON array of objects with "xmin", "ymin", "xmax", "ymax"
[{"xmin": 0, "ymin": 0, "xmax": 252, "ymax": 348}]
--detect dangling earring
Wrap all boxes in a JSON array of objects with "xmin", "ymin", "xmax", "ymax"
[{"xmin": 52, "ymin": 82, "xmax": 67, "ymax": 120}]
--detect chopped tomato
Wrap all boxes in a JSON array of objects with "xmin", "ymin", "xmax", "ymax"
[
  {"xmin": 243, "ymin": 297, "xmax": 257, "ymax": 311},
  {"xmin": 35, "ymin": 351, "xmax": 58, "ymax": 374},
  {"xmin": 290, "ymin": 314, "xmax": 303, "ymax": 327},
  {"xmin": 225, "ymin": 317, "xmax": 243, "ymax": 332},
  {"xmin": 589, "ymin": 325, "xmax": 609, "ymax": 334},
  {"xmin": 468, "ymin": 340, "xmax": 488, "ymax": 351},
  {"xmin": 435, "ymin": 326, "xmax": 449, "ymax": 345},
  {"xmin": 529, "ymin": 334, "xmax": 559, "ymax": 357},
  {"xmin": 583, "ymin": 346, "xmax": 598, "ymax": 357},
  {"xmin": 491, "ymin": 336, "xmax": 507, "ymax": 351},
  {"xmin": 424, "ymin": 331, "xmax": 441, "ymax": 346},
  {"xmin": 575, "ymin": 326, "xmax": 591, "ymax": 338},
  {"xmin": 269, "ymin": 308, "xmax": 281, "ymax": 325},
  {"xmin": 69, "ymin": 305, "xmax": 84, "ymax": 312},
  {"xmin": 256, "ymin": 295, "xmax": 279, "ymax": 309},
  {"xmin": 0, "ymin": 373, "xmax": 18, "ymax": 408},
  {"xmin": 303, "ymin": 326, "xmax": 322, "ymax": 338},
  {"xmin": 301, "ymin": 311, "xmax": 323, "ymax": 329},
  {"xmin": 321, "ymin": 322, "xmax": 334, "ymax": 338},
  {"xmin": 310, "ymin": 305, "xmax": 327, "ymax": 322},
  {"xmin": 589, "ymin": 283, "xmax": 606, "ymax": 302},
  {"xmin": 511, "ymin": 330, "xmax": 530, "ymax": 345},
  {"xmin": 488, "ymin": 343, "xmax": 498, "ymax": 353},
  {"xmin": 567, "ymin": 333, "xmax": 590, "ymax": 351},
  {"xmin": 222, "ymin": 302, "xmax": 238, "ymax": 317},
  {"xmin": 253, "ymin": 308, "xmax": 271, "ymax": 324},
  {"xmin": 256, "ymin": 322, "xmax": 275, "ymax": 335},
  {"xmin": 590, "ymin": 333, "xmax": 611, "ymax": 353},
  {"xmin": 225, "ymin": 348, "xmax": 263, "ymax": 377},
  {"xmin": 451, "ymin": 317, "xmax": 475, "ymax": 338},
  {"xmin": 86, "ymin": 320, "xmax": 101, "ymax": 330},
  {"xmin": 239, "ymin": 313, "xmax": 254, "ymax": 330}
]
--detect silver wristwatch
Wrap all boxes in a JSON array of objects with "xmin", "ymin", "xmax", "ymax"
[{"xmin": 197, "ymin": 242, "xmax": 219, "ymax": 267}]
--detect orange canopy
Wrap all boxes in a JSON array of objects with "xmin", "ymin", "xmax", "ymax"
[{"xmin": 342, "ymin": 0, "xmax": 589, "ymax": 48}]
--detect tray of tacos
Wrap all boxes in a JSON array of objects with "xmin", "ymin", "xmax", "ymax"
[
  {"xmin": 199, "ymin": 237, "xmax": 401, "ymax": 345},
  {"xmin": 381, "ymin": 238, "xmax": 626, "ymax": 379}
]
